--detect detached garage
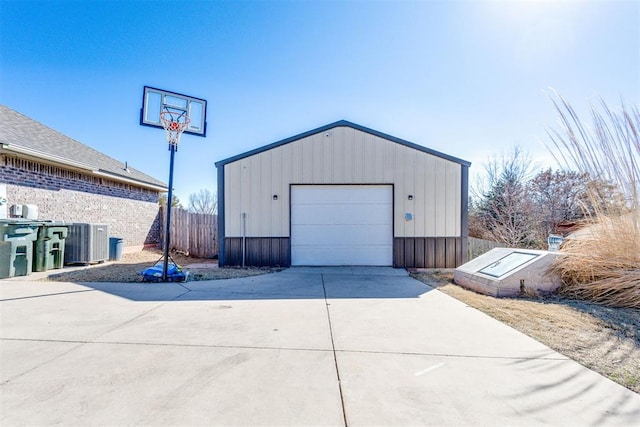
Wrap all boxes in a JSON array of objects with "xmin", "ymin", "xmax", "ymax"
[{"xmin": 215, "ymin": 120, "xmax": 470, "ymax": 268}]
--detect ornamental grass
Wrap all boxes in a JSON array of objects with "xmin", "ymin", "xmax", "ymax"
[
  {"xmin": 546, "ymin": 92, "xmax": 639, "ymax": 308},
  {"xmin": 553, "ymin": 213, "xmax": 640, "ymax": 308}
]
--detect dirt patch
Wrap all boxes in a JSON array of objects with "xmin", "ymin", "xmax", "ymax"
[
  {"xmin": 44, "ymin": 249, "xmax": 281, "ymax": 283},
  {"xmin": 411, "ymin": 270, "xmax": 640, "ymax": 394}
]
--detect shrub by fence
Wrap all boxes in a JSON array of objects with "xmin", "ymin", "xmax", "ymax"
[{"xmin": 159, "ymin": 207, "xmax": 218, "ymax": 258}]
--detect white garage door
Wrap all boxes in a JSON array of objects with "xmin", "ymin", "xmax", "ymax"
[{"xmin": 291, "ymin": 185, "xmax": 393, "ymax": 266}]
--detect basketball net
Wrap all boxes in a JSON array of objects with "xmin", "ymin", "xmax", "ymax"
[{"xmin": 160, "ymin": 111, "xmax": 190, "ymax": 147}]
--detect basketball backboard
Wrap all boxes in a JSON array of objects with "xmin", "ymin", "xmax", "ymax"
[{"xmin": 140, "ymin": 86, "xmax": 207, "ymax": 137}]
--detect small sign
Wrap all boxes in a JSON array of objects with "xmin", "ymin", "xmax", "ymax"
[{"xmin": 547, "ymin": 235, "xmax": 563, "ymax": 252}]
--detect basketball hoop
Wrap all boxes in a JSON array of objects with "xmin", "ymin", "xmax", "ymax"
[
  {"xmin": 160, "ymin": 111, "xmax": 190, "ymax": 147},
  {"xmin": 140, "ymin": 86, "xmax": 207, "ymax": 283}
]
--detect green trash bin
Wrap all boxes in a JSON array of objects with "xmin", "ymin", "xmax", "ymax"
[
  {"xmin": 0, "ymin": 220, "xmax": 39, "ymax": 278},
  {"xmin": 33, "ymin": 222, "xmax": 68, "ymax": 272},
  {"xmin": 47, "ymin": 225, "xmax": 68, "ymax": 269},
  {"xmin": 33, "ymin": 237, "xmax": 49, "ymax": 273}
]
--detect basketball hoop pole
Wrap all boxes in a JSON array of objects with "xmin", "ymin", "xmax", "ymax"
[
  {"xmin": 162, "ymin": 143, "xmax": 177, "ymax": 282},
  {"xmin": 158, "ymin": 111, "xmax": 188, "ymax": 282}
]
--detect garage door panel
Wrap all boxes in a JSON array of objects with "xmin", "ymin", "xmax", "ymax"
[
  {"xmin": 293, "ymin": 246, "xmax": 392, "ymax": 266},
  {"xmin": 291, "ymin": 185, "xmax": 393, "ymax": 266},
  {"xmin": 292, "ymin": 224, "xmax": 392, "ymax": 246},
  {"xmin": 294, "ymin": 186, "xmax": 388, "ymax": 204},
  {"xmin": 293, "ymin": 204, "xmax": 391, "ymax": 225}
]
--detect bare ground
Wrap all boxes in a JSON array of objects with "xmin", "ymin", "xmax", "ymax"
[
  {"xmin": 410, "ymin": 270, "xmax": 640, "ymax": 394},
  {"xmin": 44, "ymin": 249, "xmax": 281, "ymax": 283}
]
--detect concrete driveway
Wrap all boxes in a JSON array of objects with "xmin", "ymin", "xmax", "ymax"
[{"xmin": 1, "ymin": 267, "xmax": 639, "ymax": 426}]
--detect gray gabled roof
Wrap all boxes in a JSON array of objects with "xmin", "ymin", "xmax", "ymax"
[
  {"xmin": 215, "ymin": 120, "xmax": 471, "ymax": 168},
  {"xmin": 0, "ymin": 105, "xmax": 167, "ymax": 190}
]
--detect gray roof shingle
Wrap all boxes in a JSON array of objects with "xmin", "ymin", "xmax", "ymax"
[{"xmin": 0, "ymin": 104, "xmax": 166, "ymax": 190}]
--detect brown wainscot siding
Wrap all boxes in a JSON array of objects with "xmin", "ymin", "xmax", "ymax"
[
  {"xmin": 393, "ymin": 237, "xmax": 468, "ymax": 268},
  {"xmin": 223, "ymin": 237, "xmax": 291, "ymax": 267}
]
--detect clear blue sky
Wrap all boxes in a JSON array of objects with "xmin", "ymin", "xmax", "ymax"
[{"xmin": 2, "ymin": 0, "xmax": 638, "ymax": 203}]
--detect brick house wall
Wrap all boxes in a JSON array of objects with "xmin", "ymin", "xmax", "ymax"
[{"xmin": 1, "ymin": 154, "xmax": 162, "ymax": 250}]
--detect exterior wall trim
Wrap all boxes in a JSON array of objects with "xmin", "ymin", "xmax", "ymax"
[
  {"xmin": 217, "ymin": 164, "xmax": 226, "ymax": 266},
  {"xmin": 460, "ymin": 164, "xmax": 469, "ymax": 264}
]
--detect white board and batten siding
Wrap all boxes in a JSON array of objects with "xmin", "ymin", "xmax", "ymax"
[
  {"xmin": 224, "ymin": 125, "xmax": 462, "ymax": 240},
  {"xmin": 291, "ymin": 185, "xmax": 393, "ymax": 266}
]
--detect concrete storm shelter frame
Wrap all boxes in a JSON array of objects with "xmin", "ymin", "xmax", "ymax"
[{"xmin": 215, "ymin": 120, "xmax": 471, "ymax": 268}]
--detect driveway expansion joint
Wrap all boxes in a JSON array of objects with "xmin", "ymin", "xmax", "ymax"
[
  {"xmin": 321, "ymin": 273, "xmax": 349, "ymax": 427},
  {"xmin": 0, "ymin": 289, "xmax": 96, "ymax": 302},
  {"xmin": 0, "ymin": 337, "xmax": 335, "ymax": 353}
]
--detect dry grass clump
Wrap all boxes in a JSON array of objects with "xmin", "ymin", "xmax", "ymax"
[
  {"xmin": 547, "ymin": 92, "xmax": 639, "ymax": 308},
  {"xmin": 553, "ymin": 213, "xmax": 640, "ymax": 308}
]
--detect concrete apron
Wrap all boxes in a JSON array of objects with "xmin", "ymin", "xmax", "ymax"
[{"xmin": 1, "ymin": 267, "xmax": 638, "ymax": 426}]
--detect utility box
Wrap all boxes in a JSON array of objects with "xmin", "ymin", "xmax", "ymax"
[
  {"xmin": 64, "ymin": 223, "xmax": 109, "ymax": 265},
  {"xmin": 0, "ymin": 220, "xmax": 39, "ymax": 278}
]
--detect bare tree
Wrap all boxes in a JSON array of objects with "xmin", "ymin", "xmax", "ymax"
[
  {"xmin": 525, "ymin": 168, "xmax": 624, "ymax": 245},
  {"xmin": 188, "ymin": 189, "xmax": 217, "ymax": 215},
  {"xmin": 474, "ymin": 146, "xmax": 537, "ymax": 247},
  {"xmin": 525, "ymin": 169, "xmax": 590, "ymax": 242}
]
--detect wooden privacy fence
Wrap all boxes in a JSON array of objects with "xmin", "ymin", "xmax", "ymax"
[
  {"xmin": 468, "ymin": 237, "xmax": 504, "ymax": 260},
  {"xmin": 160, "ymin": 207, "xmax": 218, "ymax": 258}
]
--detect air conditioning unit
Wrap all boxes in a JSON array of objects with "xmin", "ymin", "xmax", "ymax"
[{"xmin": 64, "ymin": 223, "xmax": 109, "ymax": 265}]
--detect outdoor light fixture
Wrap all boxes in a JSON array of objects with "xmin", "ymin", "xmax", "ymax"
[
  {"xmin": 408, "ymin": 195, "xmax": 414, "ymax": 200},
  {"xmin": 273, "ymin": 194, "xmax": 278, "ymax": 200}
]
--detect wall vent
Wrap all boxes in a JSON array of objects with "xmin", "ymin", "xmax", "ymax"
[{"xmin": 64, "ymin": 223, "xmax": 109, "ymax": 265}]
